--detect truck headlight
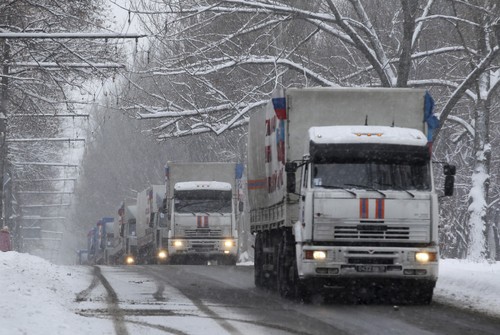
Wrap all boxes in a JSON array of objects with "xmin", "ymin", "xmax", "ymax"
[
  {"xmin": 313, "ymin": 251, "xmax": 327, "ymax": 260},
  {"xmin": 305, "ymin": 250, "xmax": 327, "ymax": 260},
  {"xmin": 173, "ymin": 240, "xmax": 183, "ymax": 247},
  {"xmin": 415, "ymin": 251, "xmax": 437, "ymax": 263},
  {"xmin": 224, "ymin": 240, "xmax": 234, "ymax": 248},
  {"xmin": 125, "ymin": 256, "xmax": 135, "ymax": 265},
  {"xmin": 158, "ymin": 250, "xmax": 167, "ymax": 259}
]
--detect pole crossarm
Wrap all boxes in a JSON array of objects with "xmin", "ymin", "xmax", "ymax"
[
  {"xmin": 21, "ymin": 216, "xmax": 66, "ymax": 220},
  {"xmin": 15, "ymin": 178, "xmax": 76, "ymax": 182},
  {"xmin": 4, "ymin": 62, "xmax": 125, "ymax": 69},
  {"xmin": 18, "ymin": 191, "xmax": 73, "ymax": 194},
  {"xmin": 12, "ymin": 162, "xmax": 78, "ymax": 167},
  {"xmin": 10, "ymin": 114, "xmax": 89, "ymax": 117},
  {"xmin": 20, "ymin": 204, "xmax": 71, "ymax": 208},
  {"xmin": 0, "ymin": 32, "xmax": 146, "ymax": 39},
  {"xmin": 7, "ymin": 138, "xmax": 85, "ymax": 143}
]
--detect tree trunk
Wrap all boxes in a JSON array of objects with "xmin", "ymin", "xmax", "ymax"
[{"xmin": 467, "ymin": 96, "xmax": 490, "ymax": 261}]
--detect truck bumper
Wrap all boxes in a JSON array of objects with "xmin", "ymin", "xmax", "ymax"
[
  {"xmin": 297, "ymin": 245, "xmax": 438, "ymax": 282},
  {"xmin": 167, "ymin": 238, "xmax": 238, "ymax": 258}
]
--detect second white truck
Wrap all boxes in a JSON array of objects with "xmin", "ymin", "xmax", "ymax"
[
  {"xmin": 125, "ymin": 185, "xmax": 168, "ymax": 264},
  {"xmin": 165, "ymin": 162, "xmax": 244, "ymax": 264}
]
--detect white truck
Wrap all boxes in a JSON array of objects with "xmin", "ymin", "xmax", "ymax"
[
  {"xmin": 121, "ymin": 204, "xmax": 137, "ymax": 265},
  {"xmin": 165, "ymin": 162, "xmax": 244, "ymax": 265},
  {"xmin": 129, "ymin": 185, "xmax": 168, "ymax": 264},
  {"xmin": 248, "ymin": 87, "xmax": 455, "ymax": 303}
]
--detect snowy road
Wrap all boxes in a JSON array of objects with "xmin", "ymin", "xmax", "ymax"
[{"xmin": 80, "ymin": 265, "xmax": 500, "ymax": 335}]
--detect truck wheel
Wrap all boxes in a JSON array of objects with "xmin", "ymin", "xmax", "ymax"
[
  {"xmin": 290, "ymin": 260, "xmax": 311, "ymax": 303},
  {"xmin": 254, "ymin": 233, "xmax": 265, "ymax": 288},
  {"xmin": 413, "ymin": 283, "xmax": 434, "ymax": 305},
  {"xmin": 277, "ymin": 231, "xmax": 294, "ymax": 298}
]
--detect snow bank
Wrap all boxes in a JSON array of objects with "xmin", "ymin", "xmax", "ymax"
[
  {"xmin": 0, "ymin": 251, "xmax": 107, "ymax": 335},
  {"xmin": 434, "ymin": 259, "xmax": 500, "ymax": 317}
]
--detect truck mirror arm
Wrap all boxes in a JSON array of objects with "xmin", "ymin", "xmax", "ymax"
[{"xmin": 285, "ymin": 159, "xmax": 309, "ymax": 173}]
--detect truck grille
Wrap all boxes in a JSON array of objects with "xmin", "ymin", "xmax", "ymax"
[
  {"xmin": 184, "ymin": 229, "xmax": 222, "ymax": 237},
  {"xmin": 346, "ymin": 250, "xmax": 398, "ymax": 265},
  {"xmin": 348, "ymin": 257, "xmax": 394, "ymax": 264},
  {"xmin": 334, "ymin": 226, "xmax": 410, "ymax": 240},
  {"xmin": 190, "ymin": 240, "xmax": 217, "ymax": 252}
]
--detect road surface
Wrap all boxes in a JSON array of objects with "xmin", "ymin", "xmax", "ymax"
[{"xmin": 75, "ymin": 264, "xmax": 500, "ymax": 335}]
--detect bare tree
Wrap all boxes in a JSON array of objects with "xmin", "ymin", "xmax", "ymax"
[
  {"xmin": 0, "ymin": 0, "xmax": 128, "ymax": 252},
  {"xmin": 114, "ymin": 0, "xmax": 500, "ymax": 260}
]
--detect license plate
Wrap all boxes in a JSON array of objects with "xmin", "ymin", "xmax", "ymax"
[{"xmin": 356, "ymin": 265, "xmax": 386, "ymax": 273}]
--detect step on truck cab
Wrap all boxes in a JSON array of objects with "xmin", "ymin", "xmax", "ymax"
[{"xmin": 247, "ymin": 87, "xmax": 455, "ymax": 303}]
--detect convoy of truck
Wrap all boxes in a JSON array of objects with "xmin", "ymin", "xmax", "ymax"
[
  {"xmin": 81, "ymin": 86, "xmax": 454, "ymax": 304},
  {"xmin": 84, "ymin": 162, "xmax": 244, "ymax": 266},
  {"xmin": 247, "ymin": 87, "xmax": 454, "ymax": 303}
]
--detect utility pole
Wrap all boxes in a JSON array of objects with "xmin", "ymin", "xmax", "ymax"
[
  {"xmin": 0, "ymin": 30, "xmax": 145, "ymax": 248},
  {"xmin": 0, "ymin": 38, "xmax": 10, "ymax": 228}
]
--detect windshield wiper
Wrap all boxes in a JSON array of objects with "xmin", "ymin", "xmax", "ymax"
[
  {"xmin": 344, "ymin": 183, "xmax": 386, "ymax": 197},
  {"xmin": 318, "ymin": 185, "xmax": 357, "ymax": 197},
  {"xmin": 377, "ymin": 183, "xmax": 415, "ymax": 198}
]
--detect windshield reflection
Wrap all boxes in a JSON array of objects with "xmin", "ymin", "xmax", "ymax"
[
  {"xmin": 174, "ymin": 190, "xmax": 232, "ymax": 213},
  {"xmin": 312, "ymin": 162, "xmax": 431, "ymax": 191}
]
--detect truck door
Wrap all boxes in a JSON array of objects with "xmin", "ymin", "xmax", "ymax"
[{"xmin": 299, "ymin": 163, "xmax": 309, "ymax": 224}]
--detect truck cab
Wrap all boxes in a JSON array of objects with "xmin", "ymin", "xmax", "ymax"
[
  {"xmin": 168, "ymin": 181, "xmax": 238, "ymax": 264},
  {"xmin": 287, "ymin": 125, "xmax": 454, "ymax": 302}
]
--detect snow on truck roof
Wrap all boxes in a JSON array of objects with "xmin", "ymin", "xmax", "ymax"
[
  {"xmin": 174, "ymin": 181, "xmax": 232, "ymax": 191},
  {"xmin": 309, "ymin": 125, "xmax": 428, "ymax": 146}
]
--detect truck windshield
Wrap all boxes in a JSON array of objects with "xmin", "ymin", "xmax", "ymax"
[
  {"xmin": 174, "ymin": 190, "xmax": 232, "ymax": 213},
  {"xmin": 312, "ymin": 162, "xmax": 431, "ymax": 191}
]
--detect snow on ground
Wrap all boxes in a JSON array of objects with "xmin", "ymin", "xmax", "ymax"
[
  {"xmin": 0, "ymin": 251, "xmax": 111, "ymax": 335},
  {"xmin": 1, "ymin": 251, "xmax": 499, "ymax": 335}
]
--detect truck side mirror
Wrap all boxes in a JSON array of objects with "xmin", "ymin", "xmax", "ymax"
[
  {"xmin": 238, "ymin": 201, "xmax": 244, "ymax": 212},
  {"xmin": 444, "ymin": 175, "xmax": 454, "ymax": 196},
  {"xmin": 285, "ymin": 162, "xmax": 297, "ymax": 173},
  {"xmin": 161, "ymin": 198, "xmax": 168, "ymax": 213},
  {"xmin": 444, "ymin": 164, "xmax": 456, "ymax": 176},
  {"xmin": 287, "ymin": 172, "xmax": 296, "ymax": 193}
]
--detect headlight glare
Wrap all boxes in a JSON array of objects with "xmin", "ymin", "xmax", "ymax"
[
  {"xmin": 415, "ymin": 251, "xmax": 437, "ymax": 263},
  {"xmin": 313, "ymin": 251, "xmax": 327, "ymax": 260},
  {"xmin": 224, "ymin": 240, "xmax": 234, "ymax": 248},
  {"xmin": 158, "ymin": 250, "xmax": 167, "ymax": 259}
]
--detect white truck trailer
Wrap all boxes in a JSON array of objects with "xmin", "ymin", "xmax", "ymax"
[
  {"xmin": 165, "ymin": 162, "xmax": 244, "ymax": 265},
  {"xmin": 131, "ymin": 185, "xmax": 168, "ymax": 264},
  {"xmin": 247, "ymin": 87, "xmax": 455, "ymax": 303},
  {"xmin": 122, "ymin": 204, "xmax": 137, "ymax": 265}
]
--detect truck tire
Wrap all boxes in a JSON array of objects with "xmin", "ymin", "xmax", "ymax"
[
  {"xmin": 254, "ymin": 233, "xmax": 265, "ymax": 288},
  {"xmin": 290, "ymin": 260, "xmax": 311, "ymax": 303},
  {"xmin": 277, "ymin": 230, "xmax": 294, "ymax": 298},
  {"xmin": 273, "ymin": 230, "xmax": 312, "ymax": 302},
  {"xmin": 413, "ymin": 282, "xmax": 434, "ymax": 305}
]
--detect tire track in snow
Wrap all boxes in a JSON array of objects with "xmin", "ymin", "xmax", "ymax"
[
  {"xmin": 147, "ymin": 267, "xmax": 245, "ymax": 335},
  {"xmin": 75, "ymin": 267, "xmax": 100, "ymax": 302},
  {"xmin": 94, "ymin": 266, "xmax": 130, "ymax": 335}
]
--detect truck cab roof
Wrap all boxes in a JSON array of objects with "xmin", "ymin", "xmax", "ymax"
[
  {"xmin": 174, "ymin": 181, "xmax": 232, "ymax": 191},
  {"xmin": 309, "ymin": 125, "xmax": 427, "ymax": 147}
]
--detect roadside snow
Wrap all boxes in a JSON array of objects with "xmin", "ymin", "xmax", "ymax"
[
  {"xmin": 434, "ymin": 259, "xmax": 500, "ymax": 317},
  {"xmin": 0, "ymin": 251, "xmax": 111, "ymax": 335},
  {"xmin": 0, "ymin": 251, "xmax": 499, "ymax": 335}
]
